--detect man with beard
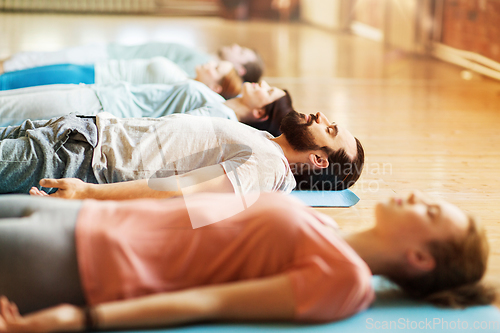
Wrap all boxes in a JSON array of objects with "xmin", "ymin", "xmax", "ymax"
[{"xmin": 1, "ymin": 109, "xmax": 363, "ymax": 199}]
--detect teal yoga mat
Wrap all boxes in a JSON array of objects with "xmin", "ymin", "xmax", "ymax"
[
  {"xmin": 106, "ymin": 277, "xmax": 500, "ymax": 333},
  {"xmin": 290, "ymin": 189, "xmax": 360, "ymax": 207}
]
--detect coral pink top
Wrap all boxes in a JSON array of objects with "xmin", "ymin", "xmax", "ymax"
[{"xmin": 75, "ymin": 193, "xmax": 374, "ymax": 322}]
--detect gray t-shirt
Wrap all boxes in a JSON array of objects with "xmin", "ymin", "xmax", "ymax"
[{"xmin": 92, "ymin": 113, "xmax": 296, "ymax": 194}]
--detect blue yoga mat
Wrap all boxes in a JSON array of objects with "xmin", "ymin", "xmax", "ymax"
[
  {"xmin": 110, "ymin": 276, "xmax": 500, "ymax": 333},
  {"xmin": 290, "ymin": 189, "xmax": 360, "ymax": 207}
]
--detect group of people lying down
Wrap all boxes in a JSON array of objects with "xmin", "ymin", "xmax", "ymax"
[
  {"xmin": 0, "ymin": 42, "xmax": 263, "ymax": 98},
  {"xmin": 0, "ymin": 42, "xmax": 495, "ymax": 332}
]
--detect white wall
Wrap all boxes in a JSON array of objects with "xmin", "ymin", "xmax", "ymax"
[{"xmin": 300, "ymin": 0, "xmax": 350, "ymax": 31}]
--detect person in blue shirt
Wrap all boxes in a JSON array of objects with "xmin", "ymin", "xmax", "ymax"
[
  {"xmin": 0, "ymin": 42, "xmax": 264, "ymax": 83},
  {"xmin": 0, "ymin": 80, "xmax": 291, "ymax": 137},
  {"xmin": 0, "ymin": 58, "xmax": 243, "ymax": 99}
]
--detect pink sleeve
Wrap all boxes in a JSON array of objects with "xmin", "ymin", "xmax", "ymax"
[{"xmin": 288, "ymin": 256, "xmax": 375, "ymax": 322}]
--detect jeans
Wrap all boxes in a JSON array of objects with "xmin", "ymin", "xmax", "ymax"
[{"xmin": 0, "ymin": 114, "xmax": 99, "ymax": 194}]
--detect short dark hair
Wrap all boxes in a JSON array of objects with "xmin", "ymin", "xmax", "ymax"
[
  {"xmin": 244, "ymin": 90, "xmax": 293, "ymax": 137},
  {"xmin": 241, "ymin": 49, "xmax": 264, "ymax": 83},
  {"xmin": 294, "ymin": 137, "xmax": 365, "ymax": 191}
]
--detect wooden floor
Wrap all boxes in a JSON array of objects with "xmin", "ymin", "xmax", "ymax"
[{"xmin": 1, "ymin": 13, "xmax": 499, "ymax": 305}]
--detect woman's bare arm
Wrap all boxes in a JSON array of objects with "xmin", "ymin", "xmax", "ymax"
[
  {"xmin": 97, "ymin": 273, "xmax": 295, "ymax": 330},
  {"xmin": 0, "ymin": 274, "xmax": 295, "ymax": 332}
]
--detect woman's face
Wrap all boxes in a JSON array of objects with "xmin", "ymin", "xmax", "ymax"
[
  {"xmin": 195, "ymin": 61, "xmax": 234, "ymax": 89},
  {"xmin": 218, "ymin": 44, "xmax": 257, "ymax": 67},
  {"xmin": 375, "ymin": 192, "xmax": 469, "ymax": 245},
  {"xmin": 241, "ymin": 80, "xmax": 285, "ymax": 109}
]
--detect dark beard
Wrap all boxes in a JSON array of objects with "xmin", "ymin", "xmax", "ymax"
[{"xmin": 279, "ymin": 111, "xmax": 321, "ymax": 152}]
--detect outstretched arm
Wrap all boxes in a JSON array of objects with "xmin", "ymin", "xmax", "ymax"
[
  {"xmin": 0, "ymin": 274, "xmax": 295, "ymax": 332},
  {"xmin": 29, "ymin": 164, "xmax": 234, "ymax": 200}
]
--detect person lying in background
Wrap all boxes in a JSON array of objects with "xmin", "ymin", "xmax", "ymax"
[
  {"xmin": 0, "ymin": 108, "xmax": 363, "ymax": 196},
  {"xmin": 0, "ymin": 80, "xmax": 288, "ymax": 136},
  {"xmin": 0, "ymin": 42, "xmax": 264, "ymax": 82},
  {"xmin": 0, "ymin": 191, "xmax": 493, "ymax": 332},
  {"xmin": 0, "ymin": 58, "xmax": 243, "ymax": 99}
]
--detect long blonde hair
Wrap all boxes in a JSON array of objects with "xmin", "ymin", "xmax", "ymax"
[{"xmin": 387, "ymin": 215, "xmax": 496, "ymax": 307}]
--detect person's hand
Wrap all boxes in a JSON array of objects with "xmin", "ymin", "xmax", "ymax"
[
  {"xmin": 29, "ymin": 187, "xmax": 49, "ymax": 197},
  {"xmin": 0, "ymin": 296, "xmax": 84, "ymax": 333},
  {"xmin": 0, "ymin": 296, "xmax": 27, "ymax": 332},
  {"xmin": 29, "ymin": 178, "xmax": 90, "ymax": 199}
]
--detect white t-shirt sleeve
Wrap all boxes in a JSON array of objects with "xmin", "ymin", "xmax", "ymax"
[{"xmin": 221, "ymin": 151, "xmax": 294, "ymax": 195}]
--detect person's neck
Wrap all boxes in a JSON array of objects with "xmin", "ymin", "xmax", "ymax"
[
  {"xmin": 223, "ymin": 98, "xmax": 249, "ymax": 122},
  {"xmin": 343, "ymin": 229, "xmax": 402, "ymax": 275},
  {"xmin": 270, "ymin": 135, "xmax": 311, "ymax": 165}
]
